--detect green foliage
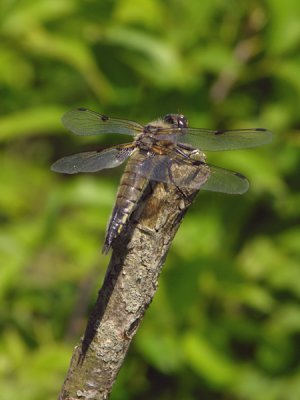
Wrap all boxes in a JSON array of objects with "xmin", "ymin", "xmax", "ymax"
[{"xmin": 0, "ymin": 0, "xmax": 299, "ymax": 399}]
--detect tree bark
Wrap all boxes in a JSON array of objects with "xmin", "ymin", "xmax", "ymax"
[{"xmin": 58, "ymin": 181, "xmax": 200, "ymax": 400}]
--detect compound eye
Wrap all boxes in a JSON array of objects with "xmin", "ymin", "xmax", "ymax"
[
  {"xmin": 164, "ymin": 114, "xmax": 175, "ymax": 125},
  {"xmin": 163, "ymin": 113, "xmax": 188, "ymax": 128},
  {"xmin": 178, "ymin": 116, "xmax": 188, "ymax": 129}
]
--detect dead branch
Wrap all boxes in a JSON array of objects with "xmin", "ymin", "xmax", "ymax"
[{"xmin": 58, "ymin": 181, "xmax": 200, "ymax": 400}]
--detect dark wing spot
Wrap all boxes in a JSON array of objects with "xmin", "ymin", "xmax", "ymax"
[
  {"xmin": 101, "ymin": 115, "xmax": 109, "ymax": 121},
  {"xmin": 234, "ymin": 171, "xmax": 246, "ymax": 179},
  {"xmin": 214, "ymin": 130, "xmax": 226, "ymax": 135},
  {"xmin": 77, "ymin": 107, "xmax": 87, "ymax": 111},
  {"xmin": 255, "ymin": 128, "xmax": 267, "ymax": 132}
]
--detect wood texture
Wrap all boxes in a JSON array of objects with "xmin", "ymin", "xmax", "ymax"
[{"xmin": 58, "ymin": 181, "xmax": 200, "ymax": 400}]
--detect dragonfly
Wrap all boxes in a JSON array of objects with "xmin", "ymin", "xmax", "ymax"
[{"xmin": 51, "ymin": 108, "xmax": 272, "ymax": 253}]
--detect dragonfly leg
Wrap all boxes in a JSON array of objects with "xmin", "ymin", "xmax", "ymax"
[
  {"xmin": 166, "ymin": 160, "xmax": 186, "ymax": 196},
  {"xmin": 176, "ymin": 144, "xmax": 206, "ymax": 165}
]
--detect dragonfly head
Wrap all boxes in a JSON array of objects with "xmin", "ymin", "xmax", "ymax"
[{"xmin": 163, "ymin": 114, "xmax": 188, "ymax": 129}]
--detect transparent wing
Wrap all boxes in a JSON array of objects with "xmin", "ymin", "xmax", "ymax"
[
  {"xmin": 137, "ymin": 154, "xmax": 249, "ymax": 194},
  {"xmin": 62, "ymin": 108, "xmax": 143, "ymax": 136},
  {"xmin": 137, "ymin": 154, "xmax": 210, "ymax": 190},
  {"xmin": 51, "ymin": 145, "xmax": 134, "ymax": 174},
  {"xmin": 156, "ymin": 127, "xmax": 272, "ymax": 151},
  {"xmin": 201, "ymin": 167, "xmax": 249, "ymax": 194}
]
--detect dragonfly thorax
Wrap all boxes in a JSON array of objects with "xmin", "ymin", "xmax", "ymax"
[{"xmin": 135, "ymin": 134, "xmax": 165, "ymax": 154}]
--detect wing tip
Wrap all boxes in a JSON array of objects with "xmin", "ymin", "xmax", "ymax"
[
  {"xmin": 61, "ymin": 107, "xmax": 87, "ymax": 124},
  {"xmin": 261, "ymin": 129, "xmax": 273, "ymax": 144},
  {"xmin": 254, "ymin": 128, "xmax": 273, "ymax": 140},
  {"xmin": 50, "ymin": 159, "xmax": 78, "ymax": 174}
]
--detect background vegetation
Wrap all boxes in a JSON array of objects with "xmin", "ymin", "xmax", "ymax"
[{"xmin": 1, "ymin": 0, "xmax": 299, "ymax": 399}]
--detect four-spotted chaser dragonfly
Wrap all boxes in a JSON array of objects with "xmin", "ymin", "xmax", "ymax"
[{"xmin": 51, "ymin": 108, "xmax": 272, "ymax": 253}]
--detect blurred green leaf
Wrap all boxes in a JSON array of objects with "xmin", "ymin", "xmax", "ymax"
[
  {"xmin": 0, "ymin": 106, "xmax": 65, "ymax": 140},
  {"xmin": 1, "ymin": 0, "xmax": 75, "ymax": 35},
  {"xmin": 266, "ymin": 0, "xmax": 300, "ymax": 54},
  {"xmin": 0, "ymin": 0, "xmax": 300, "ymax": 399},
  {"xmin": 113, "ymin": 0, "xmax": 164, "ymax": 29},
  {"xmin": 183, "ymin": 332, "xmax": 236, "ymax": 387},
  {"xmin": 0, "ymin": 46, "xmax": 33, "ymax": 88}
]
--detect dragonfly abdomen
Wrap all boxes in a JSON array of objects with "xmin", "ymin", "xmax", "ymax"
[{"xmin": 102, "ymin": 158, "xmax": 148, "ymax": 253}]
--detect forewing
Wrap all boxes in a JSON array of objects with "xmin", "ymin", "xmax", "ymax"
[
  {"xmin": 175, "ymin": 127, "xmax": 272, "ymax": 151},
  {"xmin": 51, "ymin": 145, "xmax": 134, "ymax": 174},
  {"xmin": 62, "ymin": 108, "xmax": 143, "ymax": 136}
]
